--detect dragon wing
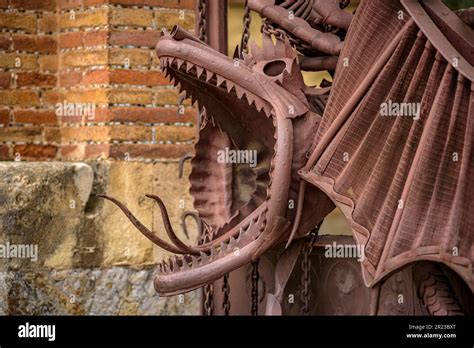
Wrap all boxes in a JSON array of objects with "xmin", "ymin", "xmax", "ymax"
[{"xmin": 300, "ymin": 0, "xmax": 473, "ymax": 291}]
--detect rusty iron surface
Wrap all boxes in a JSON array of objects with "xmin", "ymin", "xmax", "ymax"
[{"xmin": 100, "ymin": 0, "xmax": 474, "ymax": 315}]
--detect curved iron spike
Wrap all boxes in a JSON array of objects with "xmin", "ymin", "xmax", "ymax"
[
  {"xmin": 145, "ymin": 194, "xmax": 201, "ymax": 255},
  {"xmin": 178, "ymin": 154, "xmax": 193, "ymax": 179},
  {"xmin": 97, "ymin": 195, "xmax": 194, "ymax": 255},
  {"xmin": 180, "ymin": 211, "xmax": 203, "ymax": 239}
]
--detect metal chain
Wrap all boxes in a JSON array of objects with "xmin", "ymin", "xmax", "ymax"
[
  {"xmin": 197, "ymin": 0, "xmax": 207, "ymax": 42},
  {"xmin": 204, "ymin": 283, "xmax": 214, "ymax": 316},
  {"xmin": 239, "ymin": 0, "xmax": 251, "ymax": 55},
  {"xmin": 300, "ymin": 226, "xmax": 320, "ymax": 315},
  {"xmin": 251, "ymin": 259, "xmax": 260, "ymax": 315},
  {"xmin": 261, "ymin": 20, "xmax": 312, "ymax": 51},
  {"xmin": 222, "ymin": 273, "xmax": 231, "ymax": 315},
  {"xmin": 340, "ymin": 0, "xmax": 350, "ymax": 9}
]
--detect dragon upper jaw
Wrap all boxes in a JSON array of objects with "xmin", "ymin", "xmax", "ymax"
[{"xmin": 96, "ymin": 27, "xmax": 302, "ymax": 295}]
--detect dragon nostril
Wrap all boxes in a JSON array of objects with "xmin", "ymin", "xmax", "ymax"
[{"xmin": 263, "ymin": 60, "xmax": 286, "ymax": 76}]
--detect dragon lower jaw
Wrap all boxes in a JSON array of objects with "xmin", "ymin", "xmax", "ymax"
[{"xmin": 154, "ymin": 203, "xmax": 269, "ymax": 296}]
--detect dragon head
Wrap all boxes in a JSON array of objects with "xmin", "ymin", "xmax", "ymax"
[{"xmin": 101, "ymin": 26, "xmax": 331, "ymax": 295}]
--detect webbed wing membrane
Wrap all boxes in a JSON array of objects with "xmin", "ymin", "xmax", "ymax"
[{"xmin": 300, "ymin": 0, "xmax": 474, "ymax": 291}]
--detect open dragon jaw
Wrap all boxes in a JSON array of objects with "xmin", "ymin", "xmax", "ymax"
[{"xmin": 100, "ymin": 0, "xmax": 473, "ymax": 315}]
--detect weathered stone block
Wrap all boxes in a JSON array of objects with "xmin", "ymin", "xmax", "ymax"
[{"xmin": 0, "ymin": 162, "xmax": 94, "ymax": 270}]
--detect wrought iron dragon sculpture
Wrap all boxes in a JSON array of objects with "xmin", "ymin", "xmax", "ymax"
[{"xmin": 100, "ymin": 0, "xmax": 473, "ymax": 315}]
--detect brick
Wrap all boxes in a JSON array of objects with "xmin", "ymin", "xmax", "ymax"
[
  {"xmin": 9, "ymin": 0, "xmax": 57, "ymax": 11},
  {"xmin": 13, "ymin": 35, "xmax": 57, "ymax": 54},
  {"xmin": 60, "ymin": 144, "xmax": 84, "ymax": 158},
  {"xmin": 57, "ymin": 0, "xmax": 83, "ymax": 10},
  {"xmin": 84, "ymin": 143, "xmax": 109, "ymax": 158},
  {"xmin": 110, "ymin": 8, "xmax": 153, "ymax": 27},
  {"xmin": 12, "ymin": 109, "xmax": 57, "ymax": 124},
  {"xmin": 0, "ymin": 126, "xmax": 43, "ymax": 142},
  {"xmin": 59, "ymin": 71, "xmax": 83, "ymax": 87},
  {"xmin": 110, "ymin": 69, "xmax": 167, "ymax": 86},
  {"xmin": 83, "ymin": 30, "xmax": 108, "ymax": 47},
  {"xmin": 154, "ymin": 89, "xmax": 186, "ymax": 105},
  {"xmin": 58, "ymin": 32, "xmax": 83, "ymax": 49},
  {"xmin": 109, "ymin": 125, "xmax": 152, "ymax": 142},
  {"xmin": 59, "ymin": 31, "xmax": 108, "ymax": 49},
  {"xmin": 109, "ymin": 0, "xmax": 195, "ymax": 10},
  {"xmin": 59, "ymin": 9, "xmax": 108, "ymax": 29},
  {"xmin": 0, "ymin": 0, "xmax": 7, "ymax": 8},
  {"xmin": 0, "ymin": 90, "xmax": 40, "ymax": 106},
  {"xmin": 0, "ymin": 33, "xmax": 11, "ymax": 51},
  {"xmin": 0, "ymin": 144, "xmax": 9, "ymax": 160},
  {"xmin": 82, "ymin": 69, "xmax": 109, "ymax": 85},
  {"xmin": 84, "ymin": 0, "xmax": 108, "ymax": 5},
  {"xmin": 42, "ymin": 90, "xmax": 63, "ymax": 105},
  {"xmin": 61, "ymin": 50, "xmax": 107, "ymax": 67},
  {"xmin": 154, "ymin": 125, "xmax": 194, "ymax": 142},
  {"xmin": 109, "ymin": 48, "xmax": 151, "ymax": 67},
  {"xmin": 38, "ymin": 55, "xmax": 58, "ymax": 72},
  {"xmin": 155, "ymin": 10, "xmax": 194, "ymax": 30},
  {"xmin": 109, "ymin": 143, "xmax": 193, "ymax": 160},
  {"xmin": 17, "ymin": 73, "xmax": 57, "ymax": 87},
  {"xmin": 0, "ymin": 71, "xmax": 11, "ymax": 88},
  {"xmin": 43, "ymin": 126, "xmax": 61, "ymax": 142},
  {"xmin": 108, "ymin": 89, "xmax": 153, "ymax": 104},
  {"xmin": 89, "ymin": 106, "xmax": 109, "ymax": 122},
  {"xmin": 0, "ymin": 54, "xmax": 37, "ymax": 70},
  {"xmin": 109, "ymin": 106, "xmax": 195, "ymax": 123},
  {"xmin": 0, "ymin": 109, "xmax": 9, "ymax": 125},
  {"xmin": 58, "ymin": 0, "xmax": 107, "ymax": 10},
  {"xmin": 13, "ymin": 144, "xmax": 57, "ymax": 159},
  {"xmin": 109, "ymin": 30, "xmax": 160, "ymax": 48},
  {"xmin": 39, "ymin": 13, "xmax": 58, "ymax": 33},
  {"xmin": 62, "ymin": 89, "xmax": 108, "ymax": 103},
  {"xmin": 60, "ymin": 125, "xmax": 109, "ymax": 142},
  {"xmin": 0, "ymin": 13, "xmax": 37, "ymax": 33}
]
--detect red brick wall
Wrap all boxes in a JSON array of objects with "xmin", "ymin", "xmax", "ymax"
[{"xmin": 0, "ymin": 0, "xmax": 196, "ymax": 161}]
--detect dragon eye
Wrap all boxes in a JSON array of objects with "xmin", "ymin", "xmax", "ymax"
[{"xmin": 263, "ymin": 60, "xmax": 286, "ymax": 76}]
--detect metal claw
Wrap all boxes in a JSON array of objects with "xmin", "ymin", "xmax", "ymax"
[
  {"xmin": 97, "ymin": 195, "xmax": 191, "ymax": 255},
  {"xmin": 180, "ymin": 211, "xmax": 203, "ymax": 239},
  {"xmin": 178, "ymin": 154, "xmax": 193, "ymax": 179}
]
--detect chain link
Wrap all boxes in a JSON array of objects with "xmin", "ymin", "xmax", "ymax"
[
  {"xmin": 204, "ymin": 283, "xmax": 214, "ymax": 316},
  {"xmin": 251, "ymin": 259, "xmax": 260, "ymax": 315},
  {"xmin": 300, "ymin": 226, "xmax": 320, "ymax": 315},
  {"xmin": 239, "ymin": 0, "xmax": 251, "ymax": 56},
  {"xmin": 197, "ymin": 0, "xmax": 207, "ymax": 42},
  {"xmin": 261, "ymin": 20, "xmax": 312, "ymax": 51},
  {"xmin": 222, "ymin": 273, "xmax": 231, "ymax": 315}
]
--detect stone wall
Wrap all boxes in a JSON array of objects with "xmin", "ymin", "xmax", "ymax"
[{"xmin": 0, "ymin": 0, "xmax": 201, "ymax": 315}]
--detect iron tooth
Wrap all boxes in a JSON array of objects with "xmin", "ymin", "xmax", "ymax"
[
  {"xmin": 196, "ymin": 66, "xmax": 204, "ymax": 78},
  {"xmin": 235, "ymin": 86, "xmax": 245, "ymax": 99},
  {"xmin": 229, "ymin": 236, "xmax": 236, "ymax": 248},
  {"xmin": 216, "ymin": 75, "xmax": 225, "ymax": 87},
  {"xmin": 226, "ymin": 81, "xmax": 234, "ymax": 93},
  {"xmin": 205, "ymin": 70, "xmax": 214, "ymax": 82},
  {"xmin": 191, "ymin": 255, "xmax": 199, "ymax": 268},
  {"xmin": 176, "ymin": 58, "xmax": 184, "ymax": 70},
  {"xmin": 210, "ymin": 246, "xmax": 217, "ymax": 259},
  {"xmin": 220, "ymin": 241, "xmax": 227, "ymax": 253},
  {"xmin": 162, "ymin": 260, "xmax": 169, "ymax": 274},
  {"xmin": 199, "ymin": 251, "xmax": 209, "ymax": 264},
  {"xmin": 185, "ymin": 61, "xmax": 194, "ymax": 72}
]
